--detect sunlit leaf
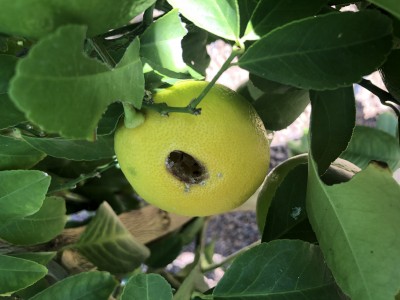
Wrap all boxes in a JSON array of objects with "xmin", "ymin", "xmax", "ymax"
[
  {"xmin": 167, "ymin": 0, "xmax": 240, "ymax": 41},
  {"xmin": 0, "ymin": 134, "xmax": 46, "ymax": 170},
  {"xmin": 243, "ymin": 0, "xmax": 328, "ymax": 40},
  {"xmin": 214, "ymin": 240, "xmax": 343, "ymax": 299},
  {"xmin": 239, "ymin": 10, "xmax": 393, "ymax": 90},
  {"xmin": 307, "ymin": 156, "xmax": 400, "ymax": 299},
  {"xmin": 30, "ymin": 271, "xmax": 117, "ymax": 300},
  {"xmin": 23, "ymin": 135, "xmax": 115, "ymax": 161},
  {"xmin": 310, "ymin": 87, "xmax": 355, "ymax": 174},
  {"xmin": 75, "ymin": 202, "xmax": 150, "ymax": 274},
  {"xmin": 0, "ymin": 0, "xmax": 156, "ymax": 38},
  {"xmin": 0, "ymin": 255, "xmax": 47, "ymax": 295},
  {"xmin": 0, "ymin": 170, "xmax": 50, "ymax": 222},
  {"xmin": 10, "ymin": 25, "xmax": 144, "ymax": 140},
  {"xmin": 121, "ymin": 273, "xmax": 173, "ymax": 300},
  {"xmin": 141, "ymin": 9, "xmax": 190, "ymax": 77},
  {"xmin": 340, "ymin": 125, "xmax": 400, "ymax": 171},
  {"xmin": 0, "ymin": 196, "xmax": 66, "ymax": 245}
]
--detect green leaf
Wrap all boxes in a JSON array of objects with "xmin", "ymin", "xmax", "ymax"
[
  {"xmin": 8, "ymin": 252, "xmax": 56, "ymax": 266},
  {"xmin": 0, "ymin": 54, "xmax": 17, "ymax": 93},
  {"xmin": 0, "ymin": 55, "xmax": 25, "ymax": 129},
  {"xmin": 10, "ymin": 25, "xmax": 144, "ymax": 140},
  {"xmin": 254, "ymin": 88, "xmax": 310, "ymax": 131},
  {"xmin": 75, "ymin": 202, "xmax": 150, "ymax": 274},
  {"xmin": 97, "ymin": 102, "xmax": 124, "ymax": 135},
  {"xmin": 0, "ymin": 170, "xmax": 50, "ymax": 222},
  {"xmin": 340, "ymin": 125, "xmax": 400, "ymax": 171},
  {"xmin": 243, "ymin": 0, "xmax": 328, "ymax": 40},
  {"xmin": 141, "ymin": 9, "xmax": 190, "ymax": 76},
  {"xmin": 376, "ymin": 111, "xmax": 398, "ymax": 137},
  {"xmin": 310, "ymin": 87, "xmax": 355, "ymax": 174},
  {"xmin": 369, "ymin": 0, "xmax": 400, "ymax": 20},
  {"xmin": 380, "ymin": 49, "xmax": 400, "ymax": 100},
  {"xmin": 121, "ymin": 273, "xmax": 173, "ymax": 300},
  {"xmin": 182, "ymin": 24, "xmax": 211, "ymax": 76},
  {"xmin": 0, "ymin": 0, "xmax": 156, "ymax": 38},
  {"xmin": 0, "ymin": 134, "xmax": 46, "ymax": 170},
  {"xmin": 22, "ymin": 135, "xmax": 115, "ymax": 161},
  {"xmin": 238, "ymin": 0, "xmax": 260, "ymax": 37},
  {"xmin": 261, "ymin": 164, "xmax": 315, "ymax": 242},
  {"xmin": 30, "ymin": 271, "xmax": 117, "ymax": 300},
  {"xmin": 167, "ymin": 0, "xmax": 240, "ymax": 41},
  {"xmin": 0, "ymin": 196, "xmax": 66, "ymax": 245},
  {"xmin": 307, "ymin": 156, "xmax": 400, "ymax": 300},
  {"xmin": 0, "ymin": 255, "xmax": 47, "ymax": 295},
  {"xmin": 213, "ymin": 240, "xmax": 343, "ymax": 299},
  {"xmin": 239, "ymin": 10, "xmax": 393, "ymax": 90}
]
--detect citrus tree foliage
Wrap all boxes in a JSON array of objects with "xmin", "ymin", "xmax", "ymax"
[{"xmin": 1, "ymin": 0, "xmax": 400, "ymax": 299}]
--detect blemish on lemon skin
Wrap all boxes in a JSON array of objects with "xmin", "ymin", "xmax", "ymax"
[
  {"xmin": 184, "ymin": 183, "xmax": 191, "ymax": 193},
  {"xmin": 127, "ymin": 167, "xmax": 136, "ymax": 176},
  {"xmin": 217, "ymin": 173, "xmax": 223, "ymax": 178}
]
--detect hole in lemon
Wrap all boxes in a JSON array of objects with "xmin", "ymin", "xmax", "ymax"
[{"xmin": 166, "ymin": 150, "xmax": 208, "ymax": 184}]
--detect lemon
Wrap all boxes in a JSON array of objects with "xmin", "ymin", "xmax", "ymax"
[{"xmin": 115, "ymin": 81, "xmax": 270, "ymax": 216}]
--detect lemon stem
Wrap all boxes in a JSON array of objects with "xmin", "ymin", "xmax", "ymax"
[
  {"xmin": 188, "ymin": 46, "xmax": 244, "ymax": 111},
  {"xmin": 88, "ymin": 37, "xmax": 116, "ymax": 68},
  {"xmin": 358, "ymin": 78, "xmax": 400, "ymax": 106}
]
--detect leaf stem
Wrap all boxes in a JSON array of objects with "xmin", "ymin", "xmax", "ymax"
[
  {"xmin": 188, "ymin": 46, "xmax": 244, "ymax": 110},
  {"xmin": 48, "ymin": 159, "xmax": 118, "ymax": 194},
  {"xmin": 201, "ymin": 240, "xmax": 260, "ymax": 273},
  {"xmin": 358, "ymin": 78, "xmax": 400, "ymax": 106}
]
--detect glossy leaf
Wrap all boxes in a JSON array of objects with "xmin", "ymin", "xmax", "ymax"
[
  {"xmin": 121, "ymin": 273, "xmax": 173, "ymax": 300},
  {"xmin": 0, "ymin": 170, "xmax": 50, "ymax": 222},
  {"xmin": 380, "ymin": 49, "xmax": 400, "ymax": 100},
  {"xmin": 214, "ymin": 240, "xmax": 343, "ymax": 299},
  {"xmin": 0, "ymin": 255, "xmax": 47, "ymax": 295},
  {"xmin": 10, "ymin": 25, "xmax": 144, "ymax": 140},
  {"xmin": 0, "ymin": 196, "xmax": 66, "ymax": 245},
  {"xmin": 75, "ymin": 202, "xmax": 150, "ymax": 274},
  {"xmin": 239, "ymin": 10, "xmax": 393, "ymax": 90},
  {"xmin": 340, "ymin": 125, "xmax": 400, "ymax": 171},
  {"xmin": 254, "ymin": 88, "xmax": 310, "ymax": 130},
  {"xmin": 23, "ymin": 135, "xmax": 115, "ymax": 161},
  {"xmin": 261, "ymin": 164, "xmax": 314, "ymax": 242},
  {"xmin": 0, "ymin": 134, "xmax": 46, "ymax": 170},
  {"xmin": 310, "ymin": 87, "xmax": 356, "ymax": 174},
  {"xmin": 30, "ymin": 271, "xmax": 117, "ymax": 300},
  {"xmin": 369, "ymin": 0, "xmax": 400, "ymax": 20},
  {"xmin": 167, "ymin": 0, "xmax": 240, "ymax": 41},
  {"xmin": 244, "ymin": 0, "xmax": 328, "ymax": 40},
  {"xmin": 0, "ymin": 0, "xmax": 156, "ymax": 38},
  {"xmin": 307, "ymin": 156, "xmax": 400, "ymax": 299},
  {"xmin": 141, "ymin": 9, "xmax": 189, "ymax": 77}
]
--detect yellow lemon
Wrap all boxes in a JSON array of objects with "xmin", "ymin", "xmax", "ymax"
[{"xmin": 114, "ymin": 81, "xmax": 270, "ymax": 216}]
